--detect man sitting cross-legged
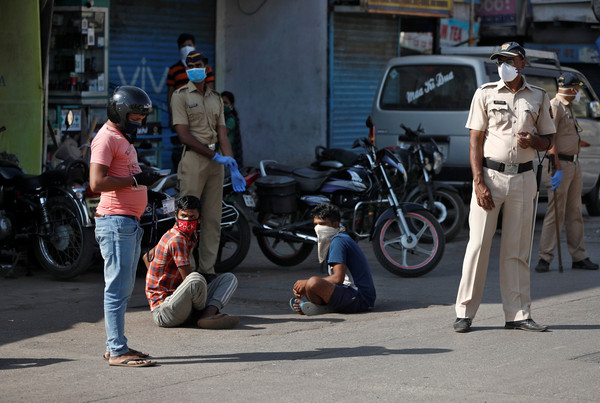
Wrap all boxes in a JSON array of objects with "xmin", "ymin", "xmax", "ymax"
[
  {"xmin": 291, "ymin": 203, "xmax": 376, "ymax": 316},
  {"xmin": 144, "ymin": 195, "xmax": 239, "ymax": 329}
]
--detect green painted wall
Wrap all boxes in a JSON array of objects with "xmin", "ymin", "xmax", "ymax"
[{"xmin": 0, "ymin": 0, "xmax": 43, "ymax": 174}]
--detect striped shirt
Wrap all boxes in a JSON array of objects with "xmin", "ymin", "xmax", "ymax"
[
  {"xmin": 167, "ymin": 60, "xmax": 215, "ymax": 90},
  {"xmin": 145, "ymin": 225, "xmax": 196, "ymax": 311}
]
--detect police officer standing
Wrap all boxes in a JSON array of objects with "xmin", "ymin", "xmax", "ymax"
[
  {"xmin": 535, "ymin": 73, "xmax": 599, "ymax": 272},
  {"xmin": 454, "ymin": 42, "xmax": 556, "ymax": 333},
  {"xmin": 171, "ymin": 51, "xmax": 245, "ymax": 279}
]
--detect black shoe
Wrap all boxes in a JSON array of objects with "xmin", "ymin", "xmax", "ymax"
[
  {"xmin": 534, "ymin": 259, "xmax": 550, "ymax": 273},
  {"xmin": 504, "ymin": 319, "xmax": 548, "ymax": 332},
  {"xmin": 572, "ymin": 258, "xmax": 599, "ymax": 270},
  {"xmin": 453, "ymin": 318, "xmax": 472, "ymax": 333}
]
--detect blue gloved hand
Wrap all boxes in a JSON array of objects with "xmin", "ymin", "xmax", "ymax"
[
  {"xmin": 550, "ymin": 169, "xmax": 563, "ymax": 190},
  {"xmin": 231, "ymin": 168, "xmax": 246, "ymax": 192},
  {"xmin": 212, "ymin": 153, "xmax": 238, "ymax": 170}
]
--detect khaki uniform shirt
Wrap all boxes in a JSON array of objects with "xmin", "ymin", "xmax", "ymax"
[
  {"xmin": 550, "ymin": 94, "xmax": 581, "ymax": 156},
  {"xmin": 466, "ymin": 78, "xmax": 556, "ymax": 164},
  {"xmin": 171, "ymin": 81, "xmax": 225, "ymax": 145}
]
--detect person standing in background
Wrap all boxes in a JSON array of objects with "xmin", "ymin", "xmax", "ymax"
[
  {"xmin": 534, "ymin": 72, "xmax": 599, "ymax": 273},
  {"xmin": 167, "ymin": 33, "xmax": 216, "ymax": 171},
  {"xmin": 221, "ymin": 91, "xmax": 243, "ymax": 168}
]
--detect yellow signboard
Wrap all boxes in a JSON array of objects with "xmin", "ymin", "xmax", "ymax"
[
  {"xmin": 363, "ymin": 0, "xmax": 453, "ymax": 18},
  {"xmin": 0, "ymin": 0, "xmax": 43, "ymax": 174}
]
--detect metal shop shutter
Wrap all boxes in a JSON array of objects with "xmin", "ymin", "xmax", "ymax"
[
  {"xmin": 330, "ymin": 12, "xmax": 399, "ymax": 148},
  {"xmin": 109, "ymin": 0, "xmax": 216, "ymax": 131}
]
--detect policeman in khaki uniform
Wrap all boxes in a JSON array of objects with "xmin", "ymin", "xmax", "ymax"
[
  {"xmin": 171, "ymin": 51, "xmax": 245, "ymax": 278},
  {"xmin": 454, "ymin": 42, "xmax": 556, "ymax": 333},
  {"xmin": 535, "ymin": 72, "xmax": 599, "ymax": 272}
]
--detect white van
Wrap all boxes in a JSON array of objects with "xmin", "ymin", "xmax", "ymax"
[{"xmin": 369, "ymin": 47, "xmax": 600, "ymax": 214}]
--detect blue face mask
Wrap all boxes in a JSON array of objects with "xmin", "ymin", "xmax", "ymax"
[{"xmin": 187, "ymin": 68, "xmax": 206, "ymax": 83}]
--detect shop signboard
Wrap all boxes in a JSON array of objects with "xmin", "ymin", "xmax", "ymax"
[
  {"xmin": 478, "ymin": 0, "xmax": 516, "ymax": 25},
  {"xmin": 363, "ymin": 0, "xmax": 453, "ymax": 18}
]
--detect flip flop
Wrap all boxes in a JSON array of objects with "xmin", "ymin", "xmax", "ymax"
[
  {"xmin": 299, "ymin": 301, "xmax": 335, "ymax": 316},
  {"xmin": 109, "ymin": 358, "xmax": 156, "ymax": 367},
  {"xmin": 197, "ymin": 314, "xmax": 240, "ymax": 329},
  {"xmin": 290, "ymin": 297, "xmax": 307, "ymax": 314},
  {"xmin": 103, "ymin": 348, "xmax": 150, "ymax": 361}
]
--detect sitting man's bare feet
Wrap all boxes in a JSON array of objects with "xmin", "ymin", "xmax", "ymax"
[{"xmin": 108, "ymin": 352, "xmax": 156, "ymax": 367}]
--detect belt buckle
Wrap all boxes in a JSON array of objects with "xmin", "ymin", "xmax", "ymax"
[
  {"xmin": 504, "ymin": 163, "xmax": 519, "ymax": 175},
  {"xmin": 573, "ymin": 154, "xmax": 578, "ymax": 162},
  {"xmin": 208, "ymin": 143, "xmax": 216, "ymax": 151}
]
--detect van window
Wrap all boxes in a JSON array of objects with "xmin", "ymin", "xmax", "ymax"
[{"xmin": 379, "ymin": 65, "xmax": 477, "ymax": 110}]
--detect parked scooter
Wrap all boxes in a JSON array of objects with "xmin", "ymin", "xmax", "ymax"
[
  {"xmin": 226, "ymin": 137, "xmax": 445, "ymax": 277},
  {"xmin": 0, "ymin": 126, "xmax": 95, "ymax": 279}
]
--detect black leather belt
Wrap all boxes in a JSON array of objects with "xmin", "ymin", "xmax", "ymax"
[
  {"xmin": 483, "ymin": 158, "xmax": 533, "ymax": 174},
  {"xmin": 95, "ymin": 213, "xmax": 139, "ymax": 221},
  {"xmin": 558, "ymin": 154, "xmax": 577, "ymax": 162}
]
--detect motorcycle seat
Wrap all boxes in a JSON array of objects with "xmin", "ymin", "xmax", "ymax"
[{"xmin": 264, "ymin": 163, "xmax": 331, "ymax": 193}]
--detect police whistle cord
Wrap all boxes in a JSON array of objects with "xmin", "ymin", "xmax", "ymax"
[
  {"xmin": 528, "ymin": 150, "xmax": 549, "ymax": 268},
  {"xmin": 549, "ymin": 156, "xmax": 564, "ymax": 272}
]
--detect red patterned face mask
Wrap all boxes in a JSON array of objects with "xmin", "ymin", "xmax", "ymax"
[{"xmin": 177, "ymin": 219, "xmax": 197, "ymax": 234}]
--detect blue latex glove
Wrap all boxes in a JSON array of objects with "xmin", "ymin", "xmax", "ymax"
[
  {"xmin": 550, "ymin": 169, "xmax": 563, "ymax": 190},
  {"xmin": 231, "ymin": 168, "xmax": 246, "ymax": 192},
  {"xmin": 212, "ymin": 153, "xmax": 238, "ymax": 170}
]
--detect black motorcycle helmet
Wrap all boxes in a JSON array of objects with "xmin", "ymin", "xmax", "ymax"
[{"xmin": 107, "ymin": 85, "xmax": 152, "ymax": 129}]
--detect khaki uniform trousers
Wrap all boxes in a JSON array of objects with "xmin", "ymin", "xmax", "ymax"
[
  {"xmin": 456, "ymin": 168, "xmax": 536, "ymax": 321},
  {"xmin": 538, "ymin": 160, "xmax": 586, "ymax": 263},
  {"xmin": 178, "ymin": 148, "xmax": 224, "ymax": 275}
]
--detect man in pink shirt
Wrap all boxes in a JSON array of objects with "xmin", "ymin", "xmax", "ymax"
[{"xmin": 90, "ymin": 86, "xmax": 161, "ymax": 367}]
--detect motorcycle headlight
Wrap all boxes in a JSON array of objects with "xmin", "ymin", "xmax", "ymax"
[
  {"xmin": 72, "ymin": 186, "xmax": 86, "ymax": 200},
  {"xmin": 433, "ymin": 151, "xmax": 443, "ymax": 174}
]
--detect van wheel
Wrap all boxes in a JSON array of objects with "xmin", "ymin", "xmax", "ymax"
[{"xmin": 584, "ymin": 178, "xmax": 600, "ymax": 216}]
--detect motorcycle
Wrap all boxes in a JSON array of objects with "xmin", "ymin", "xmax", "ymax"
[
  {"xmin": 313, "ymin": 122, "xmax": 466, "ymax": 242},
  {"xmin": 225, "ymin": 137, "xmax": 445, "ymax": 277},
  {"xmin": 0, "ymin": 126, "xmax": 94, "ymax": 279},
  {"xmin": 393, "ymin": 124, "xmax": 466, "ymax": 242}
]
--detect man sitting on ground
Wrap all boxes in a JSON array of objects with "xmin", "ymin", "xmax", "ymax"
[
  {"xmin": 291, "ymin": 203, "xmax": 376, "ymax": 315},
  {"xmin": 145, "ymin": 195, "xmax": 239, "ymax": 329}
]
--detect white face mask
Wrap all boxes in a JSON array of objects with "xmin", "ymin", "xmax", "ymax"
[
  {"xmin": 574, "ymin": 90, "xmax": 581, "ymax": 103},
  {"xmin": 315, "ymin": 224, "xmax": 341, "ymax": 263},
  {"xmin": 179, "ymin": 45, "xmax": 195, "ymax": 66},
  {"xmin": 498, "ymin": 63, "xmax": 519, "ymax": 83}
]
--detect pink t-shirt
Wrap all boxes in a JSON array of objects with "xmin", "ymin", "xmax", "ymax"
[{"xmin": 90, "ymin": 123, "xmax": 147, "ymax": 217}]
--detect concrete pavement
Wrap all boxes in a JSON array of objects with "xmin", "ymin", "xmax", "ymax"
[{"xmin": 1, "ymin": 202, "xmax": 600, "ymax": 402}]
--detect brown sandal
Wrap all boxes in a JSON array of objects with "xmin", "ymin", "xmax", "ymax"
[{"xmin": 103, "ymin": 348, "xmax": 150, "ymax": 361}]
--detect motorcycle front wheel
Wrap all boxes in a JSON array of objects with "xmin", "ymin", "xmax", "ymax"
[
  {"xmin": 372, "ymin": 209, "xmax": 445, "ymax": 277},
  {"xmin": 406, "ymin": 188, "xmax": 466, "ymax": 242},
  {"xmin": 256, "ymin": 212, "xmax": 314, "ymax": 266},
  {"xmin": 215, "ymin": 211, "xmax": 251, "ymax": 273},
  {"xmin": 33, "ymin": 196, "xmax": 94, "ymax": 279}
]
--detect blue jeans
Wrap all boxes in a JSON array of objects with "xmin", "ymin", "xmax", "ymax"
[{"xmin": 95, "ymin": 215, "xmax": 143, "ymax": 357}]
